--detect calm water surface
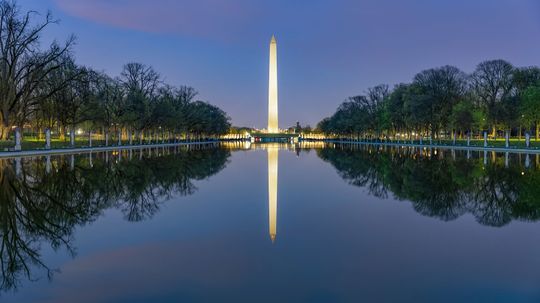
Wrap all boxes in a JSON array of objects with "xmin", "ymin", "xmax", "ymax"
[{"xmin": 3, "ymin": 142, "xmax": 540, "ymax": 303}]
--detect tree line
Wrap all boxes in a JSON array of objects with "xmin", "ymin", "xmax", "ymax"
[
  {"xmin": 317, "ymin": 60, "xmax": 540, "ymax": 141},
  {"xmin": 0, "ymin": 0, "xmax": 230, "ymax": 142}
]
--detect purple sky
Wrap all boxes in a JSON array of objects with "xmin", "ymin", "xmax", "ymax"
[{"xmin": 19, "ymin": 0, "xmax": 540, "ymax": 128}]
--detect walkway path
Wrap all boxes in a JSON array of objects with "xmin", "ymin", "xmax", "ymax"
[
  {"xmin": 0, "ymin": 141, "xmax": 219, "ymax": 159},
  {"xmin": 4, "ymin": 139, "xmax": 538, "ymax": 159},
  {"xmin": 325, "ymin": 139, "xmax": 540, "ymax": 155}
]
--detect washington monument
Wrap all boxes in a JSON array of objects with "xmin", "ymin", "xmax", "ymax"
[{"xmin": 268, "ymin": 35, "xmax": 278, "ymax": 133}]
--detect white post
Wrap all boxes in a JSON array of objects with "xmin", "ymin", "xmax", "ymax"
[
  {"xmin": 45, "ymin": 128, "xmax": 51, "ymax": 149},
  {"xmin": 128, "ymin": 129, "xmax": 132, "ymax": 145},
  {"xmin": 70, "ymin": 127, "xmax": 75, "ymax": 147},
  {"xmin": 14, "ymin": 127, "xmax": 21, "ymax": 151},
  {"xmin": 505, "ymin": 130, "xmax": 509, "ymax": 148},
  {"xmin": 467, "ymin": 133, "xmax": 470, "ymax": 146},
  {"xmin": 117, "ymin": 130, "xmax": 122, "ymax": 146},
  {"xmin": 89, "ymin": 130, "xmax": 93, "ymax": 147},
  {"xmin": 526, "ymin": 132, "xmax": 531, "ymax": 148},
  {"xmin": 483, "ymin": 131, "xmax": 488, "ymax": 148},
  {"xmin": 105, "ymin": 131, "xmax": 109, "ymax": 146}
]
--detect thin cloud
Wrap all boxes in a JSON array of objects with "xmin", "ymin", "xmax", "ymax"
[{"xmin": 53, "ymin": 0, "xmax": 259, "ymax": 40}]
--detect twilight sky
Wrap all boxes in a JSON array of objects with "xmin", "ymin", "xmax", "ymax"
[{"xmin": 19, "ymin": 0, "xmax": 540, "ymax": 128}]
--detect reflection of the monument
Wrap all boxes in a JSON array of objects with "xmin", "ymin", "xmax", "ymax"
[
  {"xmin": 221, "ymin": 140, "xmax": 328, "ymax": 243},
  {"xmin": 227, "ymin": 141, "xmax": 285, "ymax": 243},
  {"xmin": 265, "ymin": 142, "xmax": 327, "ymax": 242},
  {"xmin": 268, "ymin": 146, "xmax": 278, "ymax": 243}
]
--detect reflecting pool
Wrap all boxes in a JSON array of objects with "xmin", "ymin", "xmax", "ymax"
[{"xmin": 3, "ymin": 142, "xmax": 540, "ymax": 302}]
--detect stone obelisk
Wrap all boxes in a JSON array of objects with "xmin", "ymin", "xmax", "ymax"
[{"xmin": 268, "ymin": 35, "xmax": 278, "ymax": 133}]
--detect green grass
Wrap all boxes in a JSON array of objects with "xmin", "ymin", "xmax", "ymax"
[{"xmin": 0, "ymin": 137, "xmax": 178, "ymax": 151}]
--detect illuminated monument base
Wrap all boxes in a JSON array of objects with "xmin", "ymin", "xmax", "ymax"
[{"xmin": 251, "ymin": 133, "xmax": 298, "ymax": 143}]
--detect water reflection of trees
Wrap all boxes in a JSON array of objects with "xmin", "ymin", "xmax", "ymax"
[
  {"xmin": 318, "ymin": 144, "xmax": 540, "ymax": 226},
  {"xmin": 0, "ymin": 144, "xmax": 230, "ymax": 292}
]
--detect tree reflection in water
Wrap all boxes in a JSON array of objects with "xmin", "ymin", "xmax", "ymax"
[
  {"xmin": 6, "ymin": 142, "xmax": 540, "ymax": 294},
  {"xmin": 318, "ymin": 143, "xmax": 540, "ymax": 227},
  {"xmin": 0, "ymin": 144, "xmax": 230, "ymax": 292}
]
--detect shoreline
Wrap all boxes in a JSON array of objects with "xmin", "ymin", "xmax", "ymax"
[
  {"xmin": 0, "ymin": 141, "xmax": 223, "ymax": 159},
  {"xmin": 3, "ymin": 138, "xmax": 540, "ymax": 159},
  {"xmin": 322, "ymin": 139, "xmax": 540, "ymax": 154}
]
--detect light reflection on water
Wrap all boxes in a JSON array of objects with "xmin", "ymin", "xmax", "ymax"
[
  {"xmin": 268, "ymin": 146, "xmax": 278, "ymax": 243},
  {"xmin": 2, "ymin": 142, "xmax": 540, "ymax": 302}
]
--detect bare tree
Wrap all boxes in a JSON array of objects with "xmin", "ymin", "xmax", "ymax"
[
  {"xmin": 176, "ymin": 85, "xmax": 198, "ymax": 104},
  {"xmin": 366, "ymin": 84, "xmax": 389, "ymax": 107},
  {"xmin": 119, "ymin": 62, "xmax": 160, "ymax": 98},
  {"xmin": 0, "ymin": 0, "xmax": 75, "ymax": 139}
]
